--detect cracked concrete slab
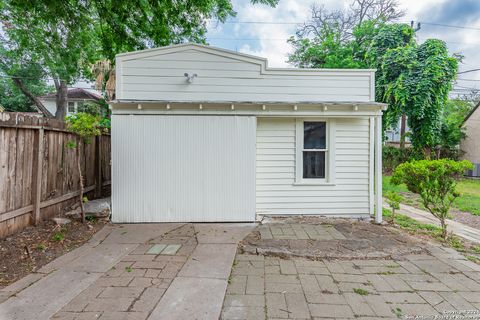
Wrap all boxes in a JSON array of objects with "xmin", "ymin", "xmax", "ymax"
[
  {"xmin": 0, "ymin": 270, "xmax": 100, "ymax": 320},
  {"xmin": 178, "ymin": 243, "xmax": 238, "ymax": 279},
  {"xmin": 102, "ymin": 223, "xmax": 184, "ymax": 244},
  {"xmin": 148, "ymin": 277, "xmax": 227, "ymax": 320}
]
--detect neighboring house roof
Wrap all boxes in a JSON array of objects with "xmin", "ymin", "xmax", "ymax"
[
  {"xmin": 40, "ymin": 88, "xmax": 102, "ymax": 101},
  {"xmin": 463, "ymin": 101, "xmax": 480, "ymax": 124}
]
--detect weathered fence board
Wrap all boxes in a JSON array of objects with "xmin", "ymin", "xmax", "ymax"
[{"xmin": 0, "ymin": 112, "xmax": 111, "ymax": 238}]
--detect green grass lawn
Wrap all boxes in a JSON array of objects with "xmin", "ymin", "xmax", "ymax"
[{"xmin": 383, "ymin": 175, "xmax": 480, "ymax": 216}]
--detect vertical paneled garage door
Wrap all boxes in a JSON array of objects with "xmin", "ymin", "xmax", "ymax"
[{"xmin": 111, "ymin": 115, "xmax": 256, "ymax": 222}]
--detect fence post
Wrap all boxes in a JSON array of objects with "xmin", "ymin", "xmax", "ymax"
[
  {"xmin": 94, "ymin": 135, "xmax": 102, "ymax": 198},
  {"xmin": 31, "ymin": 127, "xmax": 44, "ymax": 225}
]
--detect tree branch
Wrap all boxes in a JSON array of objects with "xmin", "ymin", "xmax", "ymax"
[{"xmin": 12, "ymin": 77, "xmax": 54, "ymax": 117}]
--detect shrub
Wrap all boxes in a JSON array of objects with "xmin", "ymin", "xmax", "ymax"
[
  {"xmin": 391, "ymin": 159, "xmax": 473, "ymax": 239},
  {"xmin": 385, "ymin": 191, "xmax": 403, "ymax": 224},
  {"xmin": 383, "ymin": 146, "xmax": 423, "ymax": 173}
]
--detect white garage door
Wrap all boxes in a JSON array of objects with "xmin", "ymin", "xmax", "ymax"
[{"xmin": 111, "ymin": 115, "xmax": 256, "ymax": 222}]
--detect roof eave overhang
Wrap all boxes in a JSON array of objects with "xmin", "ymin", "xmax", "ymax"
[{"xmin": 111, "ymin": 99, "xmax": 387, "ymax": 110}]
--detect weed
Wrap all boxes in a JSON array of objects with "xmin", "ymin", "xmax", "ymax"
[
  {"xmin": 392, "ymin": 307, "xmax": 403, "ymax": 318},
  {"xmin": 386, "ymin": 264, "xmax": 399, "ymax": 268},
  {"xmin": 53, "ymin": 232, "xmax": 65, "ymax": 242},
  {"xmin": 466, "ymin": 256, "xmax": 480, "ymax": 264},
  {"xmin": 448, "ymin": 236, "xmax": 465, "ymax": 252},
  {"xmin": 353, "ymin": 288, "xmax": 369, "ymax": 296},
  {"xmin": 472, "ymin": 246, "xmax": 480, "ymax": 254},
  {"xmin": 125, "ymin": 266, "xmax": 133, "ymax": 272},
  {"xmin": 85, "ymin": 215, "xmax": 97, "ymax": 222},
  {"xmin": 36, "ymin": 243, "xmax": 46, "ymax": 251}
]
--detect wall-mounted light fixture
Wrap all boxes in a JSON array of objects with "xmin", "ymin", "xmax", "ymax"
[{"xmin": 184, "ymin": 73, "xmax": 198, "ymax": 83}]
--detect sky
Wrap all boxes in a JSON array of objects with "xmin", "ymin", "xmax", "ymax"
[{"xmin": 206, "ymin": 0, "xmax": 480, "ymax": 97}]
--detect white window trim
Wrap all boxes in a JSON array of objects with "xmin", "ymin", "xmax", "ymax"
[{"xmin": 294, "ymin": 118, "xmax": 336, "ymax": 185}]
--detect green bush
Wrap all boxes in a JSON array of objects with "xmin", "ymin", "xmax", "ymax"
[
  {"xmin": 383, "ymin": 146, "xmax": 423, "ymax": 173},
  {"xmin": 391, "ymin": 159, "xmax": 473, "ymax": 239},
  {"xmin": 385, "ymin": 191, "xmax": 403, "ymax": 224}
]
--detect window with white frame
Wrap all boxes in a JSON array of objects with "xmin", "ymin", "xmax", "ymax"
[
  {"xmin": 296, "ymin": 119, "xmax": 335, "ymax": 184},
  {"xmin": 303, "ymin": 121, "xmax": 327, "ymax": 178},
  {"xmin": 67, "ymin": 102, "xmax": 75, "ymax": 114}
]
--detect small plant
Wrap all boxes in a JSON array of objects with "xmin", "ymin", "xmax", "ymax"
[
  {"xmin": 466, "ymin": 256, "xmax": 480, "ymax": 264},
  {"xmin": 448, "ymin": 236, "xmax": 465, "ymax": 252},
  {"xmin": 36, "ymin": 243, "xmax": 46, "ymax": 251},
  {"xmin": 53, "ymin": 232, "xmax": 65, "ymax": 242},
  {"xmin": 472, "ymin": 246, "xmax": 480, "ymax": 254},
  {"xmin": 392, "ymin": 159, "xmax": 473, "ymax": 239},
  {"xmin": 353, "ymin": 288, "xmax": 369, "ymax": 296},
  {"xmin": 85, "ymin": 215, "xmax": 97, "ymax": 222},
  {"xmin": 385, "ymin": 191, "xmax": 403, "ymax": 224},
  {"xmin": 66, "ymin": 113, "xmax": 106, "ymax": 223},
  {"xmin": 82, "ymin": 196, "xmax": 89, "ymax": 203},
  {"xmin": 125, "ymin": 266, "xmax": 133, "ymax": 272},
  {"xmin": 392, "ymin": 307, "xmax": 403, "ymax": 318}
]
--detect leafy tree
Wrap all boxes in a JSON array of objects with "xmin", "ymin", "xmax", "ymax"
[
  {"xmin": 0, "ymin": 1, "xmax": 98, "ymax": 119},
  {"xmin": 438, "ymin": 99, "xmax": 474, "ymax": 159},
  {"xmin": 391, "ymin": 159, "xmax": 473, "ymax": 239},
  {"xmin": 1, "ymin": 0, "xmax": 278, "ymax": 118},
  {"xmin": 66, "ymin": 113, "xmax": 106, "ymax": 222},
  {"xmin": 0, "ymin": 63, "xmax": 51, "ymax": 112},
  {"xmin": 92, "ymin": 0, "xmax": 278, "ymax": 62},
  {"xmin": 289, "ymin": 12, "xmax": 459, "ymax": 156},
  {"xmin": 378, "ymin": 39, "xmax": 458, "ymax": 156}
]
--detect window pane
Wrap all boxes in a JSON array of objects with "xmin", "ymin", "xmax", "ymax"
[
  {"xmin": 303, "ymin": 151, "xmax": 325, "ymax": 178},
  {"xmin": 304, "ymin": 122, "xmax": 326, "ymax": 149}
]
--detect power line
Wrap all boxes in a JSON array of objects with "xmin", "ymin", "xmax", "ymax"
[
  {"xmin": 458, "ymin": 68, "xmax": 480, "ymax": 75},
  {"xmin": 217, "ymin": 20, "xmax": 480, "ymax": 31},
  {"xmin": 420, "ymin": 22, "xmax": 480, "ymax": 31}
]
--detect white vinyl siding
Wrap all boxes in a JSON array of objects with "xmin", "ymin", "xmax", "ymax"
[
  {"xmin": 256, "ymin": 117, "xmax": 370, "ymax": 216},
  {"xmin": 112, "ymin": 115, "xmax": 256, "ymax": 222},
  {"xmin": 117, "ymin": 47, "xmax": 374, "ymax": 103}
]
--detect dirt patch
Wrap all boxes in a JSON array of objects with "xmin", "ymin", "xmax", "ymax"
[
  {"xmin": 0, "ymin": 217, "xmax": 108, "ymax": 289},
  {"xmin": 239, "ymin": 217, "xmax": 428, "ymax": 260}
]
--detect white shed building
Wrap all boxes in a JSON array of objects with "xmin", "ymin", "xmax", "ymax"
[{"xmin": 111, "ymin": 43, "xmax": 386, "ymax": 223}]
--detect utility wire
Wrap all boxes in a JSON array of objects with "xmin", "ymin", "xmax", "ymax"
[
  {"xmin": 216, "ymin": 20, "xmax": 480, "ymax": 31},
  {"xmin": 458, "ymin": 68, "xmax": 480, "ymax": 75}
]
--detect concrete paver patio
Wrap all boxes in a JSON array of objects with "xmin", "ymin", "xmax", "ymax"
[
  {"xmin": 1, "ymin": 219, "xmax": 480, "ymax": 320},
  {"xmin": 0, "ymin": 223, "xmax": 254, "ymax": 320},
  {"xmin": 222, "ymin": 222, "xmax": 480, "ymax": 319}
]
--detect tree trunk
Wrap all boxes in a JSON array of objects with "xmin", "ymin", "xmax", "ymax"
[
  {"xmin": 77, "ymin": 140, "xmax": 86, "ymax": 223},
  {"xmin": 440, "ymin": 219, "xmax": 447, "ymax": 240},
  {"xmin": 423, "ymin": 147, "xmax": 432, "ymax": 160},
  {"xmin": 55, "ymin": 80, "xmax": 68, "ymax": 120},
  {"xmin": 11, "ymin": 78, "xmax": 54, "ymax": 117},
  {"xmin": 399, "ymin": 113, "xmax": 406, "ymax": 149}
]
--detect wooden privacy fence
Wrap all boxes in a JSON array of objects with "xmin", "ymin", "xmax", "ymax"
[{"xmin": 0, "ymin": 112, "xmax": 111, "ymax": 238}]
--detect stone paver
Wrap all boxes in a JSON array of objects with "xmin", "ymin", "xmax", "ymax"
[
  {"xmin": 222, "ymin": 245, "xmax": 480, "ymax": 319},
  {"xmin": 0, "ymin": 223, "xmax": 254, "ymax": 320}
]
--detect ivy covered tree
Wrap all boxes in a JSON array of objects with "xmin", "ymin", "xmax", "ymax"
[{"xmin": 289, "ymin": 4, "xmax": 459, "ymax": 157}]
